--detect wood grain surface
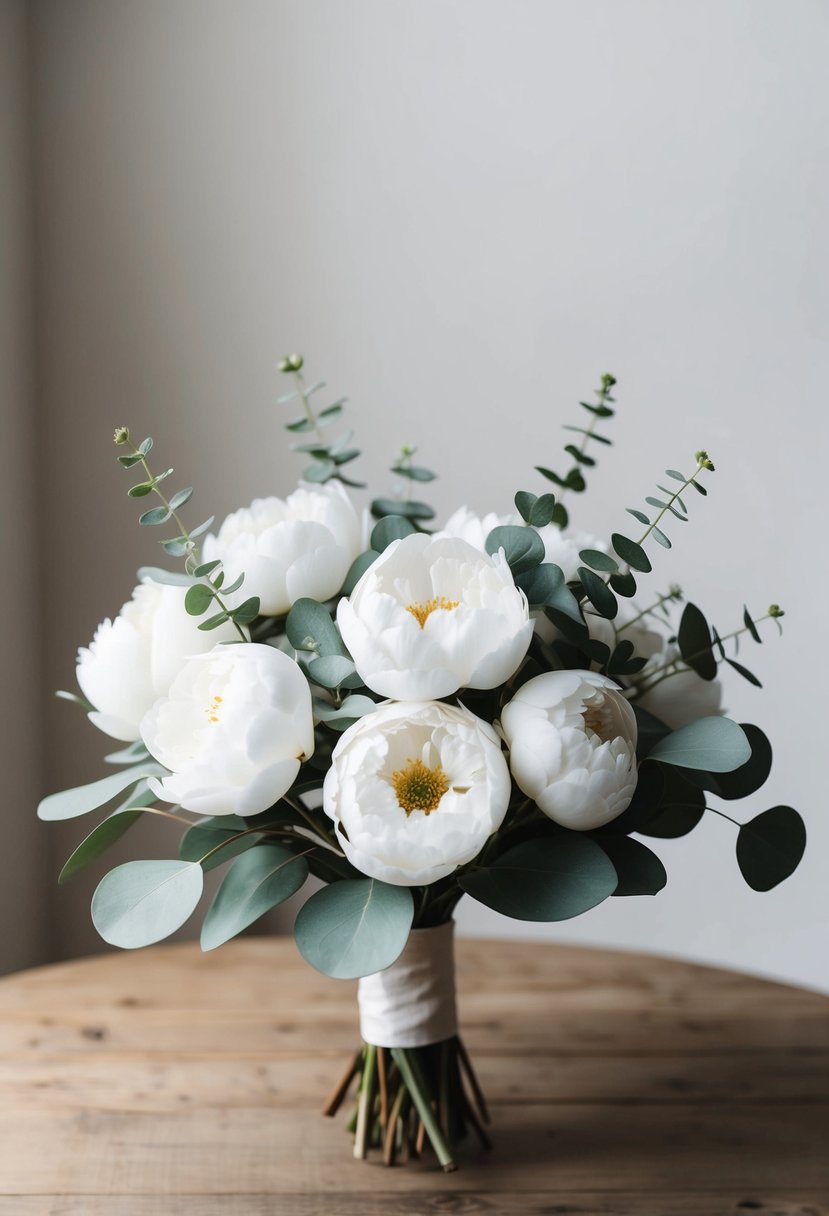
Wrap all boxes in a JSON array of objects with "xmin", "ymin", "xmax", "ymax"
[{"xmin": 0, "ymin": 937, "xmax": 826, "ymax": 1214}]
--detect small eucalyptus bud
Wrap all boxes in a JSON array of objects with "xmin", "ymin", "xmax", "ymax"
[
  {"xmin": 768, "ymin": 604, "xmax": 784, "ymax": 619},
  {"xmin": 695, "ymin": 450, "xmax": 715, "ymax": 471},
  {"xmin": 278, "ymin": 353, "xmax": 304, "ymax": 373},
  {"xmin": 669, "ymin": 584, "xmax": 683, "ymax": 600},
  {"xmin": 113, "ymin": 426, "xmax": 130, "ymax": 445},
  {"xmin": 601, "ymin": 373, "xmax": 617, "ymax": 390}
]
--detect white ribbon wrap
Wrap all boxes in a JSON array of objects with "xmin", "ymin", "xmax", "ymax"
[{"xmin": 357, "ymin": 921, "xmax": 457, "ymax": 1048}]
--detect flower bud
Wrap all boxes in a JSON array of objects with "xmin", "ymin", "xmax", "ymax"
[
  {"xmin": 113, "ymin": 427, "xmax": 130, "ymax": 445},
  {"xmin": 695, "ymin": 450, "xmax": 715, "ymax": 471},
  {"xmin": 278, "ymin": 353, "xmax": 304, "ymax": 373},
  {"xmin": 768, "ymin": 604, "xmax": 784, "ymax": 618}
]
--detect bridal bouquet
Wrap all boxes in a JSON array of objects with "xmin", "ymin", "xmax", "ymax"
[{"xmin": 39, "ymin": 357, "xmax": 805, "ymax": 1171}]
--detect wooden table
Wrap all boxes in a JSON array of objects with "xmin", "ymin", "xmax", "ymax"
[{"xmin": 0, "ymin": 938, "xmax": 827, "ymax": 1214}]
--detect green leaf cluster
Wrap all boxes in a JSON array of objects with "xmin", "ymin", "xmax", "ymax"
[
  {"xmin": 370, "ymin": 445, "xmax": 438, "ymax": 526},
  {"xmin": 534, "ymin": 373, "xmax": 616, "ymax": 527},
  {"xmin": 182, "ymin": 558, "xmax": 259, "ymax": 633},
  {"xmin": 278, "ymin": 357, "xmax": 365, "ymax": 487}
]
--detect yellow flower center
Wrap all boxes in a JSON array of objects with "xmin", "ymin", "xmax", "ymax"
[
  {"xmin": 405, "ymin": 596, "xmax": 459, "ymax": 629},
  {"xmin": 391, "ymin": 758, "xmax": 450, "ymax": 816},
  {"xmin": 582, "ymin": 701, "xmax": 610, "ymax": 741},
  {"xmin": 206, "ymin": 694, "xmax": 223, "ymax": 724}
]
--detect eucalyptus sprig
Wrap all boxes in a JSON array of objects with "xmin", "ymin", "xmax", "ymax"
[
  {"xmin": 575, "ymin": 451, "xmax": 715, "ymax": 621},
  {"xmin": 535, "ymin": 372, "xmax": 617, "ymax": 528},
  {"xmin": 371, "ymin": 444, "xmax": 439, "ymax": 526},
  {"xmin": 278, "ymin": 354, "xmax": 364, "ymax": 487},
  {"xmin": 113, "ymin": 427, "xmax": 258, "ymax": 641},
  {"xmin": 636, "ymin": 601, "xmax": 785, "ymax": 695}
]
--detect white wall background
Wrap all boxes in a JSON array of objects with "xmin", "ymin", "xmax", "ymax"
[{"xmin": 26, "ymin": 0, "xmax": 828, "ymax": 989}]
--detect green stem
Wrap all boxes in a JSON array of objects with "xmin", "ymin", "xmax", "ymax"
[
  {"xmin": 390, "ymin": 1048, "xmax": 457, "ymax": 1172},
  {"xmin": 282, "ymin": 793, "xmax": 342, "ymax": 852},
  {"xmin": 557, "ymin": 379, "xmax": 612, "ymax": 508},
  {"xmin": 616, "ymin": 588, "xmax": 682, "ymax": 634},
  {"xmin": 293, "ymin": 371, "xmax": 325, "ymax": 445},
  {"xmin": 635, "ymin": 613, "xmax": 774, "ymax": 695},
  {"xmin": 126, "ymin": 438, "xmax": 247, "ymax": 642},
  {"xmin": 635, "ymin": 459, "xmax": 708, "ymax": 549}
]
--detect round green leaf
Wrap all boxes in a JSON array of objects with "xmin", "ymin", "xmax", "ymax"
[
  {"xmin": 611, "ymin": 533, "xmax": 652, "ymax": 573},
  {"xmin": 596, "ymin": 836, "xmax": 667, "ymax": 896},
  {"xmin": 371, "ymin": 498, "xmax": 435, "ymax": 521},
  {"xmin": 648, "ymin": 717, "xmax": 751, "ymax": 772},
  {"xmin": 306, "ymin": 654, "xmax": 358, "ymax": 689},
  {"xmin": 370, "ymin": 515, "xmax": 417, "ymax": 552},
  {"xmin": 286, "ymin": 597, "xmax": 342, "ymax": 656},
  {"xmin": 294, "ymin": 878, "xmax": 413, "ymax": 979},
  {"xmin": 201, "ymin": 845, "xmax": 309, "ymax": 951},
  {"xmin": 577, "ymin": 567, "xmax": 618, "ymax": 620},
  {"xmin": 92, "ymin": 860, "xmax": 203, "ymax": 948},
  {"xmin": 184, "ymin": 583, "xmax": 214, "ymax": 616},
  {"xmin": 736, "ymin": 806, "xmax": 806, "ymax": 892},
  {"xmin": 458, "ymin": 836, "xmax": 617, "ymax": 921},
  {"xmin": 685, "ymin": 723, "xmax": 772, "ymax": 801},
  {"xmin": 485, "ymin": 525, "xmax": 545, "ymax": 575},
  {"xmin": 579, "ymin": 549, "xmax": 618, "ymax": 573}
]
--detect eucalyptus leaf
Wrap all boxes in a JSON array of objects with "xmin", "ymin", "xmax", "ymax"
[
  {"xmin": 59, "ymin": 788, "xmax": 156, "ymax": 884},
  {"xmin": 92, "ymin": 859, "xmax": 204, "ymax": 948},
  {"xmin": 139, "ymin": 505, "xmax": 172, "ymax": 526},
  {"xmin": 179, "ymin": 815, "xmax": 261, "ymax": 872},
  {"xmin": 485, "ymin": 525, "xmax": 545, "ymax": 575},
  {"xmin": 343, "ymin": 550, "xmax": 379, "ymax": 593},
  {"xmin": 648, "ymin": 717, "xmax": 751, "ymax": 772},
  {"xmin": 580, "ymin": 549, "xmax": 618, "ymax": 573},
  {"xmin": 169, "ymin": 487, "xmax": 193, "ymax": 510},
  {"xmin": 371, "ymin": 515, "xmax": 417, "ymax": 551},
  {"xmin": 459, "ymin": 836, "xmax": 617, "ymax": 921},
  {"xmin": 38, "ymin": 763, "xmax": 162, "ymax": 822},
  {"xmin": 307, "ymin": 654, "xmax": 358, "ymax": 688},
  {"xmin": 596, "ymin": 836, "xmax": 667, "ymax": 896},
  {"xmin": 286, "ymin": 598, "xmax": 343, "ymax": 656},
  {"xmin": 577, "ymin": 567, "xmax": 618, "ymax": 620},
  {"xmin": 136, "ymin": 567, "xmax": 195, "ymax": 588},
  {"xmin": 201, "ymin": 845, "xmax": 310, "ymax": 951},
  {"xmin": 736, "ymin": 806, "xmax": 806, "ymax": 891},
  {"xmin": 371, "ymin": 498, "xmax": 435, "ymax": 521},
  {"xmin": 514, "ymin": 491, "xmax": 537, "ymax": 522},
  {"xmin": 516, "ymin": 563, "xmax": 582, "ymax": 622},
  {"xmin": 303, "ymin": 459, "xmax": 336, "ymax": 483},
  {"xmin": 294, "ymin": 878, "xmax": 413, "ymax": 979},
  {"xmin": 611, "ymin": 533, "xmax": 652, "ymax": 574},
  {"xmin": 185, "ymin": 583, "xmax": 214, "ymax": 616},
  {"xmin": 677, "ymin": 602, "xmax": 717, "ymax": 681},
  {"xmin": 684, "ymin": 723, "xmax": 772, "ymax": 801}
]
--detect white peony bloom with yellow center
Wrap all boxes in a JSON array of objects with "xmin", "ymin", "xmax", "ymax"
[
  {"xmin": 202, "ymin": 482, "xmax": 363, "ymax": 617},
  {"xmin": 501, "ymin": 670, "xmax": 638, "ymax": 830},
  {"xmin": 322, "ymin": 700, "xmax": 512, "ymax": 886},
  {"xmin": 76, "ymin": 578, "xmax": 239, "ymax": 742},
  {"xmin": 141, "ymin": 642, "xmax": 314, "ymax": 817},
  {"xmin": 337, "ymin": 533, "xmax": 533, "ymax": 700}
]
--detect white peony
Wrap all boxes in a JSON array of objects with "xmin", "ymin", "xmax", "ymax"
[
  {"xmin": 322, "ymin": 700, "xmax": 511, "ymax": 886},
  {"xmin": 337, "ymin": 532, "xmax": 533, "ymax": 700},
  {"xmin": 201, "ymin": 482, "xmax": 363, "ymax": 617},
  {"xmin": 437, "ymin": 505, "xmax": 516, "ymax": 549},
  {"xmin": 76, "ymin": 578, "xmax": 239, "ymax": 742},
  {"xmin": 142, "ymin": 642, "xmax": 314, "ymax": 817},
  {"xmin": 500, "ymin": 670, "xmax": 638, "ymax": 830}
]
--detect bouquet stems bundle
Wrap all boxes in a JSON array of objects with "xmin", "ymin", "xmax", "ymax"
[{"xmin": 39, "ymin": 356, "xmax": 805, "ymax": 1170}]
